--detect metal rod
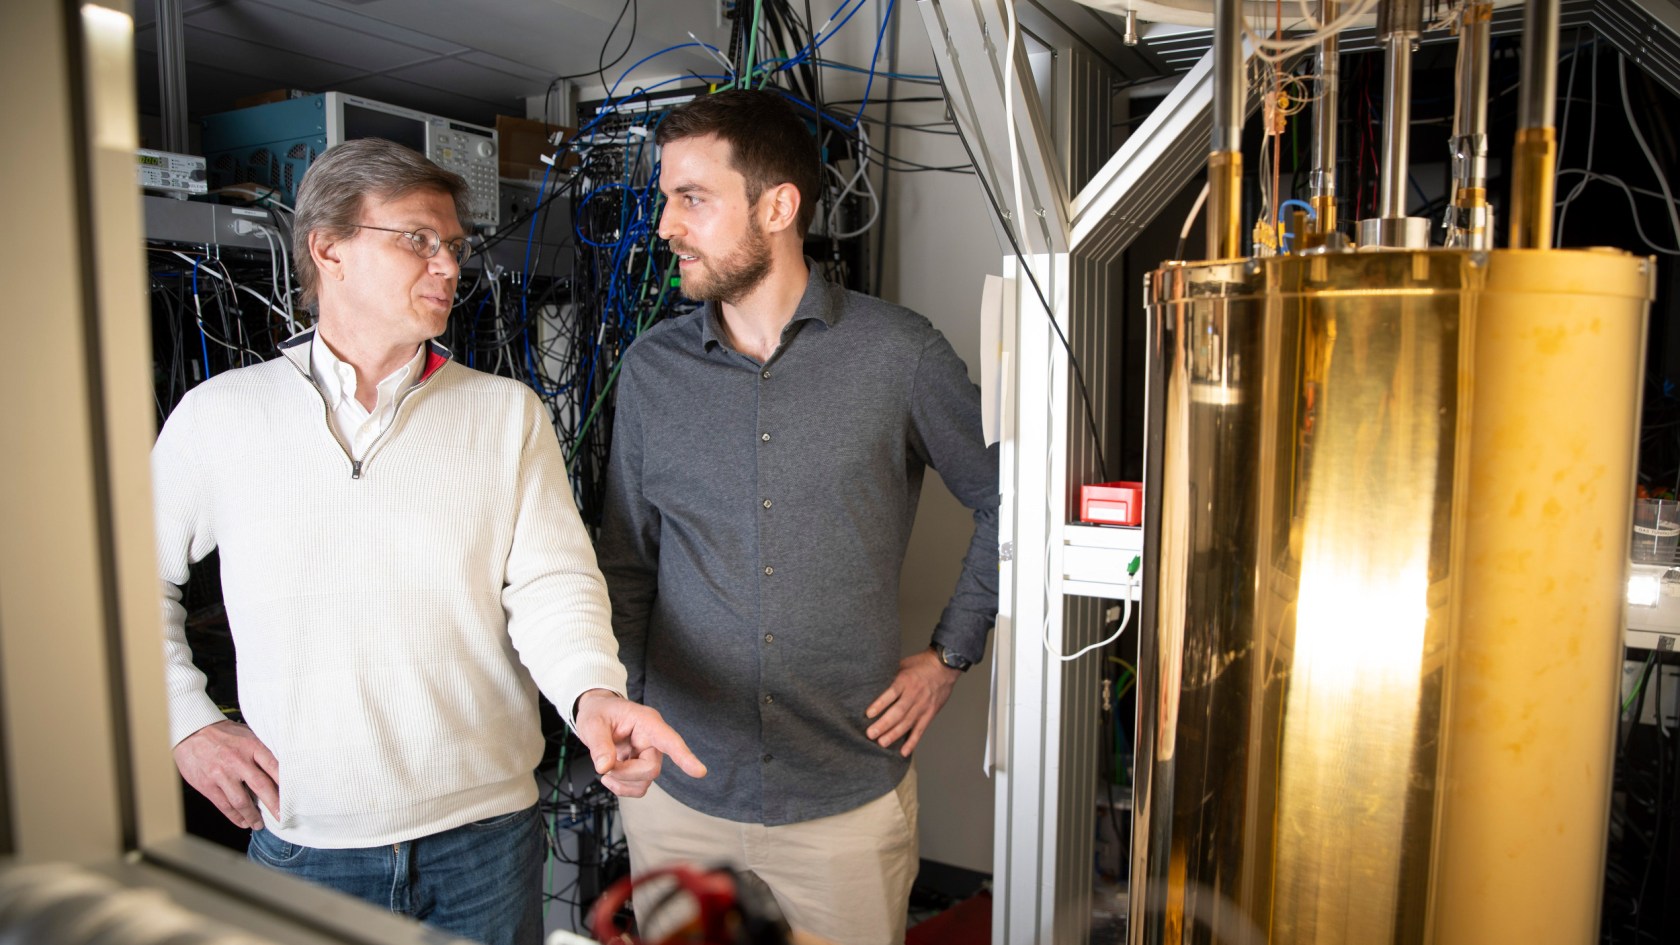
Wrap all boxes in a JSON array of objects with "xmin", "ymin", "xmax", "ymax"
[
  {"xmin": 1208, "ymin": 0, "xmax": 1244, "ymax": 259},
  {"xmin": 1510, "ymin": 0, "xmax": 1561, "ymax": 249},
  {"xmin": 1311, "ymin": 0, "xmax": 1340, "ymax": 234},
  {"xmin": 1517, "ymin": 0, "xmax": 1561, "ymax": 131},
  {"xmin": 157, "ymin": 0, "xmax": 190, "ymax": 154},
  {"xmin": 1447, "ymin": 2, "xmax": 1494, "ymax": 248},
  {"xmin": 1378, "ymin": 32, "xmax": 1414, "ymax": 221},
  {"xmin": 1212, "ymin": 0, "xmax": 1243, "ymax": 154}
]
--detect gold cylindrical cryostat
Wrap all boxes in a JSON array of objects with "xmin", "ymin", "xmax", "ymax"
[{"xmin": 1131, "ymin": 248, "xmax": 1652, "ymax": 945}]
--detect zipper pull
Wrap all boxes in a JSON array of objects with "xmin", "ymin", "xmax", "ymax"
[{"xmin": 351, "ymin": 460, "xmax": 363, "ymax": 480}]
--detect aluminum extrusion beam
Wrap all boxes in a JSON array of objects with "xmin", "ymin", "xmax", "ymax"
[
  {"xmin": 1597, "ymin": 0, "xmax": 1680, "ymax": 99},
  {"xmin": 1132, "ymin": 0, "xmax": 1676, "ymax": 90},
  {"xmin": 1073, "ymin": 47, "xmax": 1219, "ymax": 257},
  {"xmin": 919, "ymin": 0, "xmax": 1072, "ymax": 255},
  {"xmin": 1070, "ymin": 42, "xmax": 1263, "ymax": 260}
]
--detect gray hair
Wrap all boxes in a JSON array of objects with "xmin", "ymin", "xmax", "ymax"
[{"xmin": 292, "ymin": 138, "xmax": 470, "ymax": 310}]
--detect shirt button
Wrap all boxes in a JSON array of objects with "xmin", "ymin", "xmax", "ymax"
[
  {"xmin": 760, "ymin": 432, "xmax": 771, "ymax": 442},
  {"xmin": 763, "ymin": 694, "xmax": 774, "ymax": 704},
  {"xmin": 762, "ymin": 498, "xmax": 773, "ymax": 509},
  {"xmin": 764, "ymin": 633, "xmax": 775, "ymax": 643},
  {"xmin": 762, "ymin": 369, "xmax": 771, "ymax": 379},
  {"xmin": 762, "ymin": 753, "xmax": 774, "ymax": 763},
  {"xmin": 763, "ymin": 566, "xmax": 775, "ymax": 576}
]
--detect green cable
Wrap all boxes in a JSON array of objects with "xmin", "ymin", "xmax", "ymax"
[
  {"xmin": 542, "ymin": 740, "xmax": 568, "ymax": 921},
  {"xmin": 743, "ymin": 0, "xmax": 765, "ymax": 90},
  {"xmin": 1623, "ymin": 656, "xmax": 1658, "ymax": 714},
  {"xmin": 566, "ymin": 254, "xmax": 679, "ymax": 468}
]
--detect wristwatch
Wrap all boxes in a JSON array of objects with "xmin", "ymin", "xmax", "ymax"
[{"xmin": 931, "ymin": 642, "xmax": 974, "ymax": 672}]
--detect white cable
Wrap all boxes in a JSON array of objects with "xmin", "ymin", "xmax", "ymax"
[
  {"xmin": 1043, "ymin": 573, "xmax": 1139, "ymax": 662},
  {"xmin": 1180, "ymin": 181, "xmax": 1211, "ymax": 249},
  {"xmin": 268, "ymin": 225, "xmax": 296, "ymax": 327},
  {"xmin": 1555, "ymin": 39, "xmax": 1599, "ymax": 245},
  {"xmin": 1551, "ymin": 169, "xmax": 1680, "ymax": 255},
  {"xmin": 1558, "ymin": 167, "xmax": 1674, "ymax": 204},
  {"xmin": 172, "ymin": 250, "xmax": 295, "ymax": 323},
  {"xmin": 170, "ymin": 250, "xmax": 211, "ymax": 274},
  {"xmin": 1426, "ymin": 0, "xmax": 1469, "ymax": 32},
  {"xmin": 250, "ymin": 226, "xmax": 293, "ymax": 332},
  {"xmin": 233, "ymin": 284, "xmax": 293, "ymax": 322},
  {"xmin": 826, "ymin": 124, "xmax": 880, "ymax": 238},
  {"xmin": 1244, "ymin": 0, "xmax": 1380, "ymax": 65},
  {"xmin": 1619, "ymin": 54, "xmax": 1680, "ymax": 253},
  {"xmin": 253, "ymin": 224, "xmax": 282, "ymax": 311},
  {"xmin": 826, "ymin": 164, "xmax": 881, "ymax": 238}
]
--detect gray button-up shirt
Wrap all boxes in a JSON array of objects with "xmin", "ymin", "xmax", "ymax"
[{"xmin": 597, "ymin": 270, "xmax": 1000, "ymax": 825}]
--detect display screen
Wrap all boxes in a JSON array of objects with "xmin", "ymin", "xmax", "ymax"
[
  {"xmin": 138, "ymin": 154, "xmax": 163, "ymax": 167},
  {"xmin": 342, "ymin": 104, "xmax": 426, "ymax": 153}
]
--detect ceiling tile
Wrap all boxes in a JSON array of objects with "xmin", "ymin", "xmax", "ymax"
[
  {"xmin": 455, "ymin": 50, "xmax": 556, "ymax": 83},
  {"xmin": 185, "ymin": 3, "xmax": 460, "ymax": 73},
  {"xmin": 381, "ymin": 56, "xmax": 536, "ymax": 111},
  {"xmin": 238, "ymin": 0, "xmax": 470, "ymax": 55},
  {"xmin": 335, "ymin": 73, "xmax": 516, "ymax": 127}
]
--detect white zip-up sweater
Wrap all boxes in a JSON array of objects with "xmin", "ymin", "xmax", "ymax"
[{"xmin": 152, "ymin": 331, "xmax": 626, "ymax": 848}]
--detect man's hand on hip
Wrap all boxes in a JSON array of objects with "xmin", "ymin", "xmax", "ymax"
[
  {"xmin": 172, "ymin": 720, "xmax": 280, "ymax": 830},
  {"xmin": 864, "ymin": 649, "xmax": 961, "ymax": 757},
  {"xmin": 573, "ymin": 690, "xmax": 707, "ymax": 798}
]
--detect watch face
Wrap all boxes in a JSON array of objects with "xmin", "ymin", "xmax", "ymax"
[{"xmin": 940, "ymin": 646, "xmax": 972, "ymax": 670}]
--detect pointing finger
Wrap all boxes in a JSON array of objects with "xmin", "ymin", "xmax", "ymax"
[{"xmin": 646, "ymin": 723, "xmax": 707, "ymax": 779}]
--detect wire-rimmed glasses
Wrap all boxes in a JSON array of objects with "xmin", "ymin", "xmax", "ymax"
[{"xmin": 350, "ymin": 224, "xmax": 473, "ymax": 265}]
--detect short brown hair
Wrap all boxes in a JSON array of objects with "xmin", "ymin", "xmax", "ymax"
[
  {"xmin": 292, "ymin": 138, "xmax": 470, "ymax": 309},
  {"xmin": 655, "ymin": 89, "xmax": 821, "ymax": 238}
]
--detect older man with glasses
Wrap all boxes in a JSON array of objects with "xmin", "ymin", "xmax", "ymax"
[{"xmin": 151, "ymin": 137, "xmax": 705, "ymax": 945}]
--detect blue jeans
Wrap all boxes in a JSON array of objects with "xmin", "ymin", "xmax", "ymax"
[{"xmin": 247, "ymin": 805, "xmax": 543, "ymax": 945}]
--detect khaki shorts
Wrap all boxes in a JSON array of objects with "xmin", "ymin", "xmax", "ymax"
[{"xmin": 619, "ymin": 769, "xmax": 919, "ymax": 945}]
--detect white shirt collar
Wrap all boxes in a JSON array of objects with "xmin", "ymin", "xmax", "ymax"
[{"xmin": 310, "ymin": 333, "xmax": 425, "ymax": 412}]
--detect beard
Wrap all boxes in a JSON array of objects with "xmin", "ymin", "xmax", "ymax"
[{"xmin": 673, "ymin": 218, "xmax": 772, "ymax": 304}]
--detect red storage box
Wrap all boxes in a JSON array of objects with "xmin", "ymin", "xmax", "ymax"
[{"xmin": 1080, "ymin": 481, "xmax": 1143, "ymax": 526}]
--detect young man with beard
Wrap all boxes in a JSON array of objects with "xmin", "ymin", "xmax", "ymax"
[
  {"xmin": 153, "ymin": 138, "xmax": 704, "ymax": 945},
  {"xmin": 598, "ymin": 90, "xmax": 1000, "ymax": 945}
]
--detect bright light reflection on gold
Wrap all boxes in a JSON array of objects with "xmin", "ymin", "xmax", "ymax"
[{"xmin": 1133, "ymin": 248, "xmax": 1651, "ymax": 945}]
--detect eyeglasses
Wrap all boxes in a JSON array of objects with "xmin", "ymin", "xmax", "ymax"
[{"xmin": 350, "ymin": 224, "xmax": 473, "ymax": 265}]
